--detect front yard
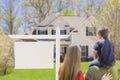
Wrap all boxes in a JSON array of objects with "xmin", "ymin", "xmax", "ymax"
[{"xmin": 0, "ymin": 61, "xmax": 119, "ymax": 80}]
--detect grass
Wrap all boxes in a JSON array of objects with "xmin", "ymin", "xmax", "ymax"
[
  {"xmin": 80, "ymin": 61, "xmax": 89, "ymax": 73},
  {"xmin": 115, "ymin": 61, "xmax": 120, "ymax": 70},
  {"xmin": 0, "ymin": 69, "xmax": 55, "ymax": 80},
  {"xmin": 0, "ymin": 61, "xmax": 119, "ymax": 80}
]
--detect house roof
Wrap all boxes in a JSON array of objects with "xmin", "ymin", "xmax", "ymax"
[
  {"xmin": 38, "ymin": 14, "xmax": 86, "ymax": 28},
  {"xmin": 39, "ymin": 14, "xmax": 58, "ymax": 27}
]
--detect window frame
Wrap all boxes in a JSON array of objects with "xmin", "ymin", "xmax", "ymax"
[
  {"xmin": 51, "ymin": 29, "xmax": 56, "ymax": 35},
  {"xmin": 38, "ymin": 30, "xmax": 48, "ymax": 35},
  {"xmin": 60, "ymin": 29, "xmax": 67, "ymax": 35},
  {"xmin": 86, "ymin": 27, "xmax": 96, "ymax": 36},
  {"xmin": 80, "ymin": 45, "xmax": 88, "ymax": 57}
]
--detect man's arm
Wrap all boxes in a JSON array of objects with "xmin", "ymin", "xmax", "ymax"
[
  {"xmin": 93, "ymin": 42, "xmax": 100, "ymax": 60},
  {"xmin": 93, "ymin": 49, "xmax": 98, "ymax": 60}
]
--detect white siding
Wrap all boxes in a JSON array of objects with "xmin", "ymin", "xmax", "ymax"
[{"xmin": 71, "ymin": 26, "xmax": 97, "ymax": 57}]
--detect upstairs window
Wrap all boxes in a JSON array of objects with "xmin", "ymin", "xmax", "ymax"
[
  {"xmin": 38, "ymin": 30, "xmax": 48, "ymax": 35},
  {"xmin": 60, "ymin": 30, "xmax": 67, "ymax": 35},
  {"xmin": 86, "ymin": 27, "xmax": 96, "ymax": 36},
  {"xmin": 51, "ymin": 29, "xmax": 56, "ymax": 35}
]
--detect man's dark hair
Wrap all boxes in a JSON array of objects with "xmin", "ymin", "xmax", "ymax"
[{"xmin": 97, "ymin": 27, "xmax": 109, "ymax": 38}]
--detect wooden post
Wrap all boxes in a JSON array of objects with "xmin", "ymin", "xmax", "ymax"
[{"xmin": 56, "ymin": 26, "xmax": 60, "ymax": 80}]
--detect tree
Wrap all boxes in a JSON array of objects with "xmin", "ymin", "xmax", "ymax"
[
  {"xmin": 53, "ymin": 0, "xmax": 73, "ymax": 12},
  {"xmin": 0, "ymin": 0, "xmax": 22, "ymax": 34},
  {"xmin": 59, "ymin": 9, "xmax": 76, "ymax": 16},
  {"xmin": 22, "ymin": 0, "xmax": 75, "ymax": 24},
  {"xmin": 20, "ymin": 0, "xmax": 56, "ymax": 33},
  {"xmin": 75, "ymin": 0, "xmax": 105, "ymax": 17},
  {"xmin": 96, "ymin": 0, "xmax": 120, "ymax": 59},
  {"xmin": 23, "ymin": 0, "xmax": 54, "ymax": 23}
]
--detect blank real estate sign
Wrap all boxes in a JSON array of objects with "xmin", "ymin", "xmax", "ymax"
[{"xmin": 14, "ymin": 42, "xmax": 54, "ymax": 69}]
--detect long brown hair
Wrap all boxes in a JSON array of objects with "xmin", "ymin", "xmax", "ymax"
[{"xmin": 59, "ymin": 45, "xmax": 81, "ymax": 80}]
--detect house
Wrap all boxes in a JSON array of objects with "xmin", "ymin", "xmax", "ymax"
[{"xmin": 31, "ymin": 14, "xmax": 102, "ymax": 58}]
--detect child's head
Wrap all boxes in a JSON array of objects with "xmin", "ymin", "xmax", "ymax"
[{"xmin": 97, "ymin": 27, "xmax": 109, "ymax": 39}]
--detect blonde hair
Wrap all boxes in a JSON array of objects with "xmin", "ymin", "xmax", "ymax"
[{"xmin": 59, "ymin": 45, "xmax": 81, "ymax": 80}]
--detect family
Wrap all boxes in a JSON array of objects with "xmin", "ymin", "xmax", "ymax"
[{"xmin": 59, "ymin": 27, "xmax": 119, "ymax": 80}]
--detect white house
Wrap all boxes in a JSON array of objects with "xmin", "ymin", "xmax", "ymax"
[{"xmin": 31, "ymin": 14, "xmax": 102, "ymax": 58}]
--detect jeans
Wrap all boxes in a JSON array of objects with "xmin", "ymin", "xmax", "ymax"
[
  {"xmin": 89, "ymin": 59, "xmax": 112, "ymax": 68},
  {"xmin": 90, "ymin": 59, "xmax": 100, "ymax": 67}
]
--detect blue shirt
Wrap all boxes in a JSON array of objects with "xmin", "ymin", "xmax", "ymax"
[{"xmin": 94, "ymin": 38, "xmax": 115, "ymax": 67}]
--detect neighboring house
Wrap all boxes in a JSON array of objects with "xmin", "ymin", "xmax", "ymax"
[{"xmin": 31, "ymin": 14, "xmax": 102, "ymax": 58}]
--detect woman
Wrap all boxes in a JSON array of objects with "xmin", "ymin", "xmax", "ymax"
[
  {"xmin": 59, "ymin": 45, "xmax": 84, "ymax": 80},
  {"xmin": 59, "ymin": 45, "xmax": 112, "ymax": 80}
]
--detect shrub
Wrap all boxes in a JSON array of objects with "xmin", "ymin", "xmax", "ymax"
[
  {"xmin": 0, "ymin": 32, "xmax": 14, "ymax": 75},
  {"xmin": 0, "ymin": 56, "xmax": 9, "ymax": 75}
]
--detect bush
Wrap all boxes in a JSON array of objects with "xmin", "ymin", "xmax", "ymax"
[
  {"xmin": 0, "ymin": 32, "xmax": 14, "ymax": 75},
  {"xmin": 0, "ymin": 56, "xmax": 14, "ymax": 75}
]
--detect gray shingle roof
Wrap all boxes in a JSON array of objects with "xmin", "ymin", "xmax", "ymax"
[
  {"xmin": 38, "ymin": 14, "xmax": 58, "ymax": 26},
  {"xmin": 38, "ymin": 14, "xmax": 86, "ymax": 28}
]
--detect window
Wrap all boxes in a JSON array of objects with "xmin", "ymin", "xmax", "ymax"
[
  {"xmin": 86, "ymin": 27, "xmax": 96, "ymax": 36},
  {"xmin": 32, "ymin": 29, "xmax": 37, "ymax": 35},
  {"xmin": 65, "ymin": 25, "xmax": 69, "ymax": 27},
  {"xmin": 80, "ymin": 46, "xmax": 88, "ymax": 57},
  {"xmin": 38, "ymin": 30, "xmax": 48, "ymax": 35},
  {"xmin": 64, "ymin": 47, "xmax": 67, "ymax": 53},
  {"xmin": 60, "ymin": 47, "xmax": 67, "ymax": 54},
  {"xmin": 60, "ymin": 30, "xmax": 67, "ymax": 35},
  {"xmin": 49, "ymin": 25, "xmax": 53, "ymax": 27},
  {"xmin": 51, "ymin": 29, "xmax": 56, "ymax": 35}
]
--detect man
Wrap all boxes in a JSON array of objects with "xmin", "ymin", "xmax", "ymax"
[{"xmin": 85, "ymin": 66, "xmax": 119, "ymax": 80}]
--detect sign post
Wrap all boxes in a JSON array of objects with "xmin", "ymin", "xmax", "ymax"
[
  {"xmin": 9, "ymin": 26, "xmax": 69, "ymax": 80},
  {"xmin": 56, "ymin": 27, "xmax": 60, "ymax": 80}
]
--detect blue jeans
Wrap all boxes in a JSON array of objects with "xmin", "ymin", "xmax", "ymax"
[
  {"xmin": 90, "ymin": 59, "xmax": 101, "ymax": 67},
  {"xmin": 89, "ymin": 59, "xmax": 112, "ymax": 68}
]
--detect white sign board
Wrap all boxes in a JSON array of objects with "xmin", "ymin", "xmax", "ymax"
[
  {"xmin": 9, "ymin": 27, "xmax": 69, "ymax": 80},
  {"xmin": 14, "ymin": 42, "xmax": 54, "ymax": 69}
]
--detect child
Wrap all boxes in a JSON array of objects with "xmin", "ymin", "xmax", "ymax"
[{"xmin": 90, "ymin": 27, "xmax": 115, "ymax": 68}]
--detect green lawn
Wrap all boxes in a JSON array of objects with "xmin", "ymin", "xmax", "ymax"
[
  {"xmin": 0, "ymin": 69, "xmax": 55, "ymax": 80},
  {"xmin": 0, "ymin": 61, "xmax": 119, "ymax": 80}
]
